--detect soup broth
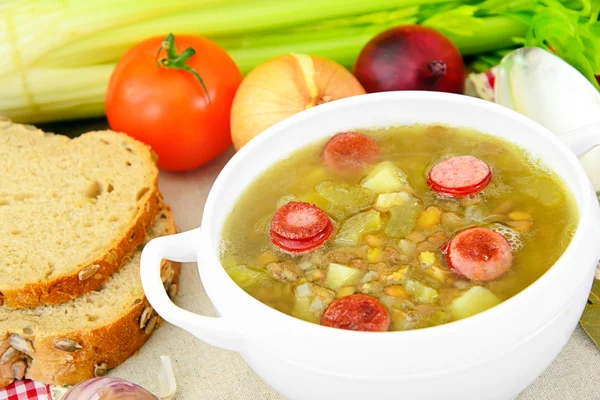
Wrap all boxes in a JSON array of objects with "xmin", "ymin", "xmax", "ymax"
[{"xmin": 220, "ymin": 125, "xmax": 577, "ymax": 331}]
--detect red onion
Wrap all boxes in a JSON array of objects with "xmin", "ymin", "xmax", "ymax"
[
  {"xmin": 353, "ymin": 25, "xmax": 466, "ymax": 94},
  {"xmin": 62, "ymin": 356, "xmax": 176, "ymax": 400}
]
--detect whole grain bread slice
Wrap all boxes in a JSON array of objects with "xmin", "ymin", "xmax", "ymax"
[
  {"xmin": 0, "ymin": 202, "xmax": 179, "ymax": 387},
  {"xmin": 0, "ymin": 120, "xmax": 160, "ymax": 308}
]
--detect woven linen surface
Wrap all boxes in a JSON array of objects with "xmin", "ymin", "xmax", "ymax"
[{"xmin": 1, "ymin": 148, "xmax": 598, "ymax": 399}]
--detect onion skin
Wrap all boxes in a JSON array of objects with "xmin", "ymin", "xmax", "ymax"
[
  {"xmin": 353, "ymin": 25, "xmax": 465, "ymax": 94},
  {"xmin": 230, "ymin": 54, "xmax": 366, "ymax": 150},
  {"xmin": 63, "ymin": 377, "xmax": 158, "ymax": 400}
]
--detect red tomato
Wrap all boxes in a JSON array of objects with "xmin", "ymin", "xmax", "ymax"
[{"xmin": 105, "ymin": 34, "xmax": 243, "ymax": 171}]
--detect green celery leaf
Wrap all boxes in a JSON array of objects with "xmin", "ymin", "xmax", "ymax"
[{"xmin": 523, "ymin": 7, "xmax": 600, "ymax": 88}]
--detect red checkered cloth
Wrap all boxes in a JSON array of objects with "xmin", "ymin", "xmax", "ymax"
[{"xmin": 0, "ymin": 380, "xmax": 50, "ymax": 400}]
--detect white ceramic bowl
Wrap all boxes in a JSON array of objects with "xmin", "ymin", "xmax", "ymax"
[{"xmin": 141, "ymin": 92, "xmax": 600, "ymax": 400}]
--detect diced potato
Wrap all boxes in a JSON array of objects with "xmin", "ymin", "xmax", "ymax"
[
  {"xmin": 336, "ymin": 286, "xmax": 356, "ymax": 298},
  {"xmin": 315, "ymin": 181, "xmax": 375, "ymax": 215},
  {"xmin": 335, "ymin": 210, "xmax": 382, "ymax": 246},
  {"xmin": 416, "ymin": 206, "xmax": 442, "ymax": 229},
  {"xmin": 367, "ymin": 247, "xmax": 382, "ymax": 263},
  {"xmin": 361, "ymin": 161, "xmax": 409, "ymax": 193},
  {"xmin": 374, "ymin": 192, "xmax": 411, "ymax": 212},
  {"xmin": 325, "ymin": 263, "xmax": 362, "ymax": 290},
  {"xmin": 418, "ymin": 251, "xmax": 436, "ymax": 267},
  {"xmin": 384, "ymin": 197, "xmax": 421, "ymax": 238},
  {"xmin": 295, "ymin": 282, "xmax": 313, "ymax": 298},
  {"xmin": 450, "ymin": 286, "xmax": 501, "ymax": 320},
  {"xmin": 292, "ymin": 297, "xmax": 319, "ymax": 323},
  {"xmin": 405, "ymin": 279, "xmax": 439, "ymax": 304},
  {"xmin": 227, "ymin": 265, "xmax": 268, "ymax": 289}
]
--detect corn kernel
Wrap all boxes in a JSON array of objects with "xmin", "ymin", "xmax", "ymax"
[
  {"xmin": 367, "ymin": 247, "xmax": 382, "ymax": 263},
  {"xmin": 336, "ymin": 286, "xmax": 356, "ymax": 298},
  {"xmin": 385, "ymin": 267, "xmax": 408, "ymax": 283},
  {"xmin": 256, "ymin": 251, "xmax": 279, "ymax": 266},
  {"xmin": 508, "ymin": 211, "xmax": 532, "ymax": 221},
  {"xmin": 417, "ymin": 206, "xmax": 442, "ymax": 229},
  {"xmin": 364, "ymin": 234, "xmax": 383, "ymax": 248},
  {"xmin": 384, "ymin": 285, "xmax": 408, "ymax": 299},
  {"xmin": 418, "ymin": 251, "xmax": 436, "ymax": 267}
]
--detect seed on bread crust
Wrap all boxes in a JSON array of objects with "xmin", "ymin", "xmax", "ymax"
[
  {"xmin": 53, "ymin": 339, "xmax": 82, "ymax": 353},
  {"xmin": 12, "ymin": 360, "xmax": 26, "ymax": 380},
  {"xmin": 78, "ymin": 264, "xmax": 100, "ymax": 281},
  {"xmin": 139, "ymin": 307, "xmax": 153, "ymax": 329},
  {"xmin": 168, "ymin": 284, "xmax": 178, "ymax": 299},
  {"xmin": 145, "ymin": 316, "xmax": 158, "ymax": 335},
  {"xmin": 0, "ymin": 347, "xmax": 21, "ymax": 365},
  {"xmin": 162, "ymin": 265, "xmax": 175, "ymax": 290},
  {"xmin": 94, "ymin": 362, "xmax": 108, "ymax": 377},
  {"xmin": 9, "ymin": 334, "xmax": 34, "ymax": 355}
]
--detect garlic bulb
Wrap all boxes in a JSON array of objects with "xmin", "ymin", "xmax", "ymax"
[{"xmin": 495, "ymin": 47, "xmax": 600, "ymax": 190}]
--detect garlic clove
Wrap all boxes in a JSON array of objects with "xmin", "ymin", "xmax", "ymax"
[
  {"xmin": 495, "ymin": 47, "xmax": 600, "ymax": 190},
  {"xmin": 158, "ymin": 355, "xmax": 176, "ymax": 400}
]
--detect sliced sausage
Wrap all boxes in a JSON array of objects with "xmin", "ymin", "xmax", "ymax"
[
  {"xmin": 323, "ymin": 132, "xmax": 380, "ymax": 173},
  {"xmin": 443, "ymin": 227, "xmax": 513, "ymax": 281},
  {"xmin": 427, "ymin": 156, "xmax": 491, "ymax": 198},
  {"xmin": 321, "ymin": 294, "xmax": 390, "ymax": 332},
  {"xmin": 271, "ymin": 202, "xmax": 330, "ymax": 240},
  {"xmin": 271, "ymin": 221, "xmax": 333, "ymax": 255},
  {"xmin": 270, "ymin": 201, "xmax": 333, "ymax": 255}
]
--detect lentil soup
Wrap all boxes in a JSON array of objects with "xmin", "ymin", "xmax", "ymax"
[{"xmin": 219, "ymin": 125, "xmax": 577, "ymax": 332}]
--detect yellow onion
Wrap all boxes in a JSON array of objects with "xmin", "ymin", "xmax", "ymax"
[{"xmin": 230, "ymin": 53, "xmax": 366, "ymax": 150}]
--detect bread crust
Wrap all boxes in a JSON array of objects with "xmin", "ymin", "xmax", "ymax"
[
  {"xmin": 0, "ymin": 124, "xmax": 161, "ymax": 308},
  {"xmin": 0, "ymin": 206, "xmax": 180, "ymax": 387}
]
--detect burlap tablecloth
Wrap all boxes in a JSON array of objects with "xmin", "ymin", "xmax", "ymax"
[{"xmin": 98, "ymin": 148, "xmax": 599, "ymax": 400}]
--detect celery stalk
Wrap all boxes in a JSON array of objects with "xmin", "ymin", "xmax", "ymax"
[{"xmin": 0, "ymin": 0, "xmax": 596, "ymax": 123}]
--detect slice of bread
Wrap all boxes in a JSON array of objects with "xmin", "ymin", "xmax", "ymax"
[
  {"xmin": 0, "ymin": 202, "xmax": 179, "ymax": 387},
  {"xmin": 0, "ymin": 120, "xmax": 160, "ymax": 308}
]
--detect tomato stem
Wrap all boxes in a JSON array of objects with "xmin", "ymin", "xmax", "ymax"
[{"xmin": 156, "ymin": 33, "xmax": 211, "ymax": 103}]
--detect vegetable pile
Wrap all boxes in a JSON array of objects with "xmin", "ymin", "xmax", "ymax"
[{"xmin": 0, "ymin": 0, "xmax": 598, "ymax": 124}]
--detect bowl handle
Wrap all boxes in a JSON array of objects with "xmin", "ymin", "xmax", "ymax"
[
  {"xmin": 558, "ymin": 123, "xmax": 600, "ymax": 157},
  {"xmin": 140, "ymin": 228, "xmax": 241, "ymax": 352}
]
